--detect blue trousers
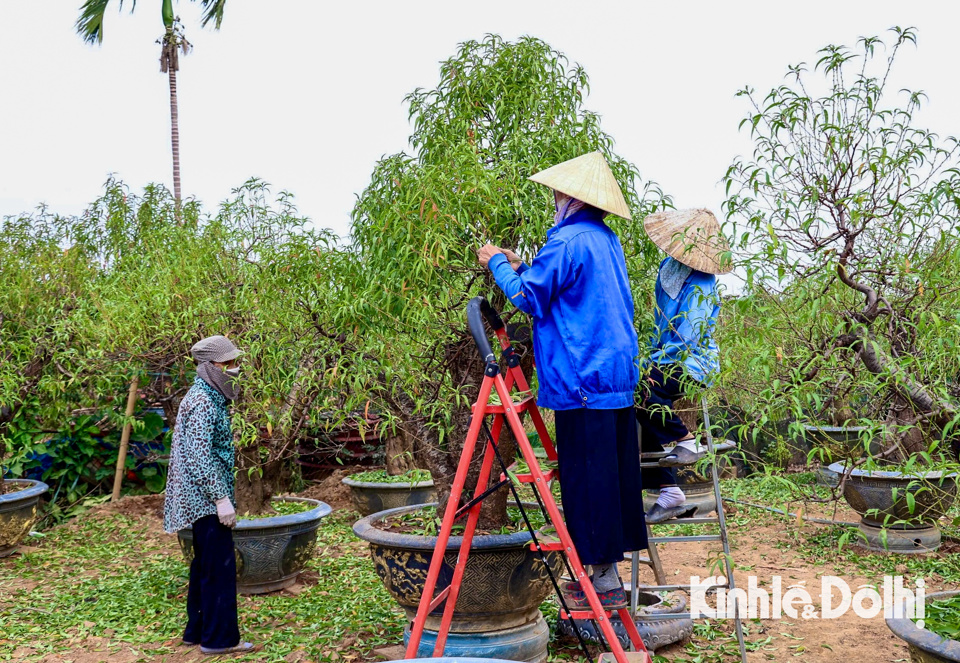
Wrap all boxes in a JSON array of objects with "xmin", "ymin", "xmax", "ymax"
[
  {"xmin": 555, "ymin": 407, "xmax": 648, "ymax": 565},
  {"xmin": 184, "ymin": 514, "xmax": 240, "ymax": 649}
]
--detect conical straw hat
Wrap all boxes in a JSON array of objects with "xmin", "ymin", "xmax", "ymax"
[
  {"xmin": 528, "ymin": 152, "xmax": 632, "ymax": 220},
  {"xmin": 643, "ymin": 208, "xmax": 733, "ymax": 275}
]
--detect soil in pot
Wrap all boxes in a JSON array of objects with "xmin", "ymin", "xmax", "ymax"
[
  {"xmin": 921, "ymin": 593, "xmax": 960, "ymax": 642},
  {"xmin": 378, "ymin": 504, "xmax": 545, "ymax": 537},
  {"xmin": 239, "ymin": 499, "xmax": 315, "ymax": 519}
]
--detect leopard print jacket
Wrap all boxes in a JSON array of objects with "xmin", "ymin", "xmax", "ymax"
[{"xmin": 163, "ymin": 377, "xmax": 236, "ymax": 533}]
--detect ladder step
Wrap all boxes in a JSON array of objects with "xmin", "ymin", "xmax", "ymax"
[
  {"xmin": 638, "ymin": 439, "xmax": 737, "ymax": 461},
  {"xmin": 561, "ymin": 609, "xmax": 615, "ymax": 620},
  {"xmin": 631, "ymin": 612, "xmax": 694, "ymax": 621},
  {"xmin": 631, "ymin": 581, "xmax": 729, "ymax": 592},
  {"xmin": 510, "ymin": 468, "xmax": 559, "ymax": 483},
  {"xmin": 426, "ymin": 585, "xmax": 450, "ymax": 612},
  {"xmin": 564, "ymin": 608, "xmax": 697, "ymax": 622},
  {"xmin": 474, "ymin": 394, "xmax": 536, "ymax": 414},
  {"xmin": 648, "ymin": 534, "xmax": 721, "ymax": 543},
  {"xmin": 622, "ymin": 553, "xmax": 654, "ymax": 565},
  {"xmin": 531, "ymin": 529, "xmax": 567, "ymax": 552},
  {"xmin": 652, "ymin": 516, "xmax": 719, "ymax": 525}
]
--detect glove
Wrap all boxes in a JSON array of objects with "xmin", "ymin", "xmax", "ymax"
[{"xmin": 215, "ymin": 497, "xmax": 237, "ymax": 529}]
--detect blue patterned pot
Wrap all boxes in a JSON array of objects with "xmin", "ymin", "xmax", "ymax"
[
  {"xmin": 829, "ymin": 463, "xmax": 958, "ymax": 527},
  {"xmin": 353, "ymin": 503, "xmax": 563, "ymax": 662},
  {"xmin": 887, "ymin": 590, "xmax": 960, "ymax": 662},
  {"xmin": 342, "ymin": 476, "xmax": 436, "ymax": 516},
  {"xmin": 403, "ymin": 617, "xmax": 549, "ymax": 663},
  {"xmin": 178, "ymin": 496, "xmax": 332, "ymax": 594},
  {"xmin": 0, "ymin": 479, "xmax": 48, "ymax": 557}
]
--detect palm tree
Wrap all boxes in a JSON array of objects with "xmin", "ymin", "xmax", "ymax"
[{"xmin": 76, "ymin": 0, "xmax": 226, "ymax": 212}]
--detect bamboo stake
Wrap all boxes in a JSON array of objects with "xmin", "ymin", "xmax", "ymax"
[{"xmin": 111, "ymin": 377, "xmax": 140, "ymax": 502}]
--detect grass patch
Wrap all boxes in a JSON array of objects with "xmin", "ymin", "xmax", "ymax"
[
  {"xmin": 0, "ymin": 510, "xmax": 403, "ymax": 662},
  {"xmin": 378, "ymin": 504, "xmax": 547, "ymax": 536}
]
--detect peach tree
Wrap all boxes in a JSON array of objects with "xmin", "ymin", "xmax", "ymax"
[
  {"xmin": 721, "ymin": 28, "xmax": 960, "ymax": 476},
  {"xmin": 339, "ymin": 35, "xmax": 670, "ymax": 526}
]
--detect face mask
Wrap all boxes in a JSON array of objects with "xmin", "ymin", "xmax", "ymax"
[{"xmin": 225, "ymin": 367, "xmax": 240, "ymax": 378}]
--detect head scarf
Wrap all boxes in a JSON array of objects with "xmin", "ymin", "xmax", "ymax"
[
  {"xmin": 554, "ymin": 192, "xmax": 589, "ymax": 224},
  {"xmin": 659, "ymin": 257, "xmax": 693, "ymax": 300},
  {"xmin": 190, "ymin": 335, "xmax": 242, "ymax": 401}
]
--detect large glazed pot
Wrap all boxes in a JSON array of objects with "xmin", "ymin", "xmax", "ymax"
[
  {"xmin": 830, "ymin": 462, "xmax": 957, "ymax": 553},
  {"xmin": 830, "ymin": 463, "xmax": 958, "ymax": 526},
  {"xmin": 353, "ymin": 503, "xmax": 563, "ymax": 663},
  {"xmin": 887, "ymin": 590, "xmax": 960, "ymax": 662},
  {"xmin": 342, "ymin": 476, "xmax": 436, "ymax": 516},
  {"xmin": 0, "ymin": 479, "xmax": 48, "ymax": 557},
  {"xmin": 178, "ymin": 497, "xmax": 332, "ymax": 594}
]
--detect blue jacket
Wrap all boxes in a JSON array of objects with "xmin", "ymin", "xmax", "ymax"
[
  {"xmin": 489, "ymin": 206, "xmax": 639, "ymax": 410},
  {"xmin": 646, "ymin": 258, "xmax": 721, "ymax": 386}
]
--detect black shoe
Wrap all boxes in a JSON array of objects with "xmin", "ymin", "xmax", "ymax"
[
  {"xmin": 646, "ymin": 503, "xmax": 696, "ymax": 524},
  {"xmin": 659, "ymin": 445, "xmax": 702, "ymax": 467}
]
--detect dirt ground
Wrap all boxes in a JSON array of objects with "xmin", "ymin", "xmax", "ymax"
[
  {"xmin": 297, "ymin": 468, "xmax": 354, "ymax": 512},
  {"xmin": 628, "ymin": 499, "xmax": 954, "ymax": 662},
  {"xmin": 5, "ymin": 479, "xmax": 956, "ymax": 662}
]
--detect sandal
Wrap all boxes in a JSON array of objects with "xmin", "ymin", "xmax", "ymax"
[
  {"xmin": 567, "ymin": 586, "xmax": 628, "ymax": 610},
  {"xmin": 201, "ymin": 642, "xmax": 255, "ymax": 656}
]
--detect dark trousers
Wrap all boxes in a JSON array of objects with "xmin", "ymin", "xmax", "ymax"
[
  {"xmin": 637, "ymin": 365, "xmax": 698, "ymax": 489},
  {"xmin": 184, "ymin": 514, "xmax": 240, "ymax": 649},
  {"xmin": 555, "ymin": 407, "xmax": 648, "ymax": 565}
]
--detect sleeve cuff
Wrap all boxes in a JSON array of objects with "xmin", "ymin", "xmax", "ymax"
[
  {"xmin": 487, "ymin": 252, "xmax": 509, "ymax": 271},
  {"xmin": 516, "ymin": 261, "xmax": 530, "ymax": 275}
]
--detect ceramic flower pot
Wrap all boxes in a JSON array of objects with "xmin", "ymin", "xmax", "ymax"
[
  {"xmin": 887, "ymin": 590, "xmax": 960, "ymax": 662},
  {"xmin": 353, "ymin": 503, "xmax": 563, "ymax": 663},
  {"xmin": 178, "ymin": 496, "xmax": 332, "ymax": 594},
  {"xmin": 342, "ymin": 476, "xmax": 436, "ymax": 516}
]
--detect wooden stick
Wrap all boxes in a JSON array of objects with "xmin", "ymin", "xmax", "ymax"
[{"xmin": 111, "ymin": 377, "xmax": 140, "ymax": 502}]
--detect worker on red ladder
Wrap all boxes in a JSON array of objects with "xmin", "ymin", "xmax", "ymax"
[{"xmin": 476, "ymin": 151, "xmax": 646, "ymax": 611}]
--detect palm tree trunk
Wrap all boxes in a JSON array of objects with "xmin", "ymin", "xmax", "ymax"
[{"xmin": 168, "ymin": 65, "xmax": 181, "ymax": 214}]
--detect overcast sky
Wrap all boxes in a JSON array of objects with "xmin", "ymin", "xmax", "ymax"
[{"xmin": 3, "ymin": 2, "xmax": 959, "ymax": 249}]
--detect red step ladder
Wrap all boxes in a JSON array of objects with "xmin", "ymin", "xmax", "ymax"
[{"xmin": 405, "ymin": 297, "xmax": 652, "ymax": 663}]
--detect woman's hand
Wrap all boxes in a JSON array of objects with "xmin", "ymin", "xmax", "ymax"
[
  {"xmin": 502, "ymin": 248, "xmax": 523, "ymax": 270},
  {"xmin": 215, "ymin": 497, "xmax": 237, "ymax": 528},
  {"xmin": 477, "ymin": 244, "xmax": 503, "ymax": 268}
]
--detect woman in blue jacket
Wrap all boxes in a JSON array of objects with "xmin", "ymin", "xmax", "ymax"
[
  {"xmin": 638, "ymin": 208, "xmax": 731, "ymax": 523},
  {"xmin": 477, "ymin": 152, "xmax": 643, "ymax": 610}
]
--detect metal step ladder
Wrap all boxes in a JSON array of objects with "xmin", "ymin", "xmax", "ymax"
[{"xmin": 626, "ymin": 396, "xmax": 747, "ymax": 662}]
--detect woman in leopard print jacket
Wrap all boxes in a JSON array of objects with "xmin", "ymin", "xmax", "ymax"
[{"xmin": 163, "ymin": 335, "xmax": 253, "ymax": 655}]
